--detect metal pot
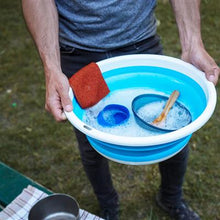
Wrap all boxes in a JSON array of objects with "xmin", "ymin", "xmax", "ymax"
[{"xmin": 28, "ymin": 194, "xmax": 80, "ymax": 220}]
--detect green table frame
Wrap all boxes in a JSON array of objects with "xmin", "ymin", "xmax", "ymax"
[{"xmin": 0, "ymin": 162, "xmax": 52, "ymax": 211}]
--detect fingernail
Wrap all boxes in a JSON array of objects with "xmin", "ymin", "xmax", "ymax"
[
  {"xmin": 208, "ymin": 74, "xmax": 215, "ymax": 81},
  {"xmin": 65, "ymin": 104, "xmax": 72, "ymax": 112}
]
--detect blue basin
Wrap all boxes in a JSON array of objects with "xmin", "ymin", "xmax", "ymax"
[{"xmin": 65, "ymin": 55, "xmax": 216, "ymax": 165}]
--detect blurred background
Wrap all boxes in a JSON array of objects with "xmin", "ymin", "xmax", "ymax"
[{"xmin": 0, "ymin": 0, "xmax": 219, "ymax": 219}]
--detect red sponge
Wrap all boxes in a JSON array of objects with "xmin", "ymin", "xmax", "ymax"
[{"xmin": 69, "ymin": 62, "xmax": 110, "ymax": 109}]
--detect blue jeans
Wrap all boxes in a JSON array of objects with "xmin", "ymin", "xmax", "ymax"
[{"xmin": 60, "ymin": 35, "xmax": 189, "ymax": 209}]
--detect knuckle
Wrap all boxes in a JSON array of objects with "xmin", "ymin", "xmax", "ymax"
[{"xmin": 57, "ymin": 83, "xmax": 65, "ymax": 92}]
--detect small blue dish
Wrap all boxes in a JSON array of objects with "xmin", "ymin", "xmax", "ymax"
[{"xmin": 97, "ymin": 104, "xmax": 130, "ymax": 127}]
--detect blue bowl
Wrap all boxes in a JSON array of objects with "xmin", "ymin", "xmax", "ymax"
[
  {"xmin": 65, "ymin": 55, "xmax": 216, "ymax": 165},
  {"xmin": 97, "ymin": 104, "xmax": 130, "ymax": 127},
  {"xmin": 132, "ymin": 94, "xmax": 192, "ymax": 132}
]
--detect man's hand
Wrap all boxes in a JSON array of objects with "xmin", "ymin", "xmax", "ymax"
[
  {"xmin": 45, "ymin": 70, "xmax": 73, "ymax": 121},
  {"xmin": 181, "ymin": 44, "xmax": 220, "ymax": 85},
  {"xmin": 22, "ymin": 0, "xmax": 72, "ymax": 121},
  {"xmin": 170, "ymin": 0, "xmax": 219, "ymax": 85}
]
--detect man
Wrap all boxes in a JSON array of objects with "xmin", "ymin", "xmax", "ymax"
[{"xmin": 22, "ymin": 0, "xmax": 219, "ymax": 219}]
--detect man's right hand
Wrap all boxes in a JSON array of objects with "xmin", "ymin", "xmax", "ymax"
[
  {"xmin": 45, "ymin": 69, "xmax": 73, "ymax": 122},
  {"xmin": 22, "ymin": 0, "xmax": 72, "ymax": 121}
]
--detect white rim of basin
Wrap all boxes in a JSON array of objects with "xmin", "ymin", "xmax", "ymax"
[{"xmin": 65, "ymin": 54, "xmax": 217, "ymax": 146}]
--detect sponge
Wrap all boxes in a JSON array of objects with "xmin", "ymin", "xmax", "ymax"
[{"xmin": 69, "ymin": 62, "xmax": 110, "ymax": 109}]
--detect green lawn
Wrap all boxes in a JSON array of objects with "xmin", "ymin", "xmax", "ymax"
[{"xmin": 0, "ymin": 1, "xmax": 219, "ymax": 219}]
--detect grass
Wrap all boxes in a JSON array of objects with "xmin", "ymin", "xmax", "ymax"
[{"xmin": 0, "ymin": 0, "xmax": 219, "ymax": 219}]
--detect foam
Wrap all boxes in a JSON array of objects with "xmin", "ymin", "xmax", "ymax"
[
  {"xmin": 83, "ymin": 88, "xmax": 162, "ymax": 137},
  {"xmin": 83, "ymin": 88, "xmax": 191, "ymax": 136},
  {"xmin": 137, "ymin": 101, "xmax": 191, "ymax": 130}
]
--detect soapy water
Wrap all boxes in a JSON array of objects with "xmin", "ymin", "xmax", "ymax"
[
  {"xmin": 83, "ymin": 88, "xmax": 191, "ymax": 137},
  {"xmin": 137, "ymin": 100, "xmax": 192, "ymax": 130}
]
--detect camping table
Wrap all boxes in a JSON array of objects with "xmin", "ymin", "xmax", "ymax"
[{"xmin": 0, "ymin": 162, "xmax": 103, "ymax": 219}]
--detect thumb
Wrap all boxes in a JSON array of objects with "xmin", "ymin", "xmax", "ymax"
[
  {"xmin": 205, "ymin": 68, "xmax": 219, "ymax": 86},
  {"xmin": 60, "ymin": 85, "xmax": 73, "ymax": 112},
  {"xmin": 190, "ymin": 49, "xmax": 219, "ymax": 85},
  {"xmin": 198, "ymin": 60, "xmax": 219, "ymax": 85}
]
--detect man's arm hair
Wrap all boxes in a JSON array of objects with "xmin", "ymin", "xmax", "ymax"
[
  {"xmin": 22, "ymin": 0, "xmax": 73, "ymax": 121},
  {"xmin": 169, "ymin": 0, "xmax": 203, "ymax": 54},
  {"xmin": 22, "ymin": 0, "xmax": 61, "ymax": 74}
]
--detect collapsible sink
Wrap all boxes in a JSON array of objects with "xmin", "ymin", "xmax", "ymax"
[{"xmin": 65, "ymin": 55, "xmax": 216, "ymax": 165}]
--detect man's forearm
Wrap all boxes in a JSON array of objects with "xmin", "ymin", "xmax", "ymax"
[
  {"xmin": 22, "ymin": 0, "xmax": 73, "ymax": 120},
  {"xmin": 170, "ymin": 0, "xmax": 219, "ymax": 85},
  {"xmin": 169, "ymin": 0, "xmax": 203, "ymax": 53},
  {"xmin": 22, "ymin": 0, "xmax": 61, "ymax": 74}
]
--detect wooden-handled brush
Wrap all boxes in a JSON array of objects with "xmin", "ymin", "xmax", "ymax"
[{"xmin": 152, "ymin": 90, "xmax": 180, "ymax": 125}]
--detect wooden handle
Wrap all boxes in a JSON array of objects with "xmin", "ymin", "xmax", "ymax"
[{"xmin": 152, "ymin": 90, "xmax": 180, "ymax": 124}]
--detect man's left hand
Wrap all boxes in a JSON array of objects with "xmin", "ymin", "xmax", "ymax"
[{"xmin": 181, "ymin": 45, "xmax": 219, "ymax": 85}]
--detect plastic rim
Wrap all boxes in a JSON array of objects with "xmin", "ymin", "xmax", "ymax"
[{"xmin": 65, "ymin": 54, "xmax": 216, "ymax": 147}]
